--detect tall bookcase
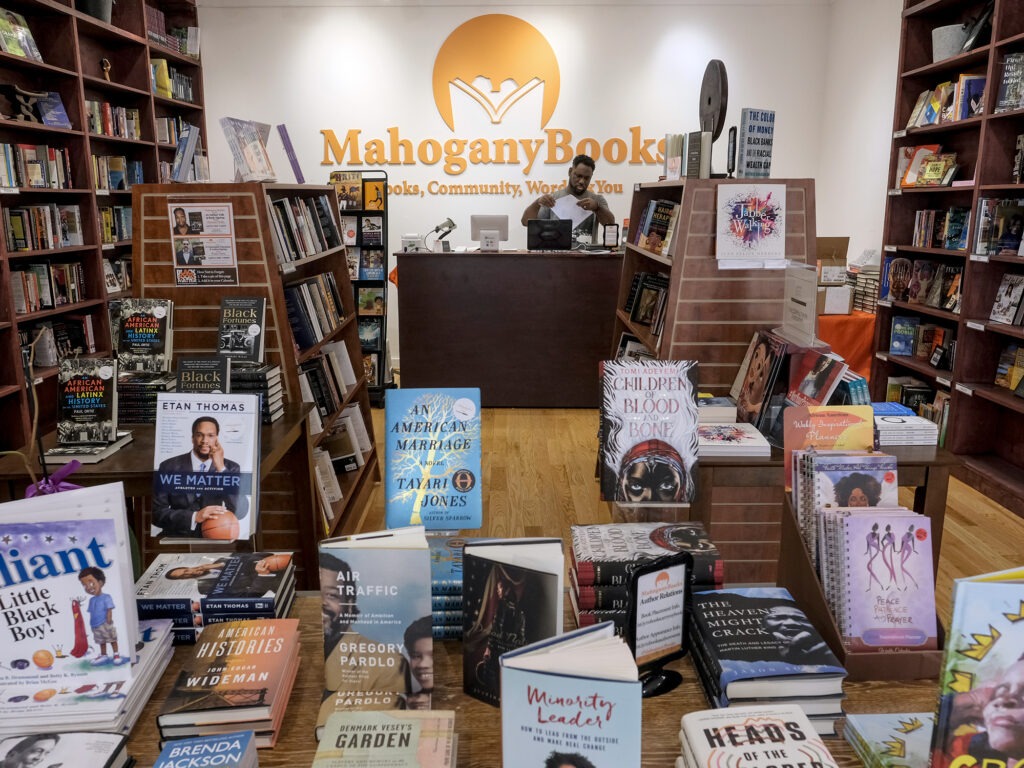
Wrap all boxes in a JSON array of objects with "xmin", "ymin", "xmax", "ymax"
[
  {"xmin": 0, "ymin": 0, "xmax": 206, "ymax": 452},
  {"xmin": 871, "ymin": 0, "xmax": 1024, "ymax": 515},
  {"xmin": 131, "ymin": 181, "xmax": 381, "ymax": 537},
  {"xmin": 610, "ymin": 177, "xmax": 817, "ymax": 584}
]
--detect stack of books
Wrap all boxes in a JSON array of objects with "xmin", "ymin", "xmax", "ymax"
[
  {"xmin": 844, "ymin": 712, "xmax": 935, "ymax": 768},
  {"xmin": 135, "ymin": 552, "xmax": 296, "ymax": 645},
  {"xmin": 153, "ymin": 731, "xmax": 258, "ymax": 768},
  {"xmin": 229, "ymin": 362, "xmax": 284, "ymax": 423},
  {"xmin": 428, "ymin": 534, "xmax": 464, "ymax": 639},
  {"xmin": 117, "ymin": 370, "xmax": 176, "ymax": 423},
  {"xmin": 696, "ymin": 393, "xmax": 737, "ymax": 423},
  {"xmin": 568, "ymin": 522, "xmax": 723, "ymax": 633},
  {"xmin": 157, "ymin": 618, "xmax": 301, "ymax": 748},
  {"xmin": 874, "ymin": 413, "xmax": 940, "ymax": 446},
  {"xmin": 689, "ymin": 587, "xmax": 847, "ymax": 736},
  {"xmin": 696, "ymin": 422, "xmax": 771, "ymax": 457}
]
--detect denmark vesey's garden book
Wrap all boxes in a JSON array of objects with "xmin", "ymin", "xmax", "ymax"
[
  {"xmin": 385, "ymin": 388, "xmax": 482, "ymax": 530},
  {"xmin": 314, "ymin": 710, "xmax": 456, "ymax": 767}
]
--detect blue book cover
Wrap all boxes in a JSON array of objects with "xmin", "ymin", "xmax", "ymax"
[
  {"xmin": 358, "ymin": 248, "xmax": 385, "ymax": 280},
  {"xmin": 889, "ymin": 315, "xmax": 920, "ymax": 356},
  {"xmin": 871, "ymin": 401, "xmax": 916, "ymax": 416},
  {"xmin": 500, "ymin": 622, "xmax": 641, "ymax": 766},
  {"xmin": 428, "ymin": 534, "xmax": 464, "ymax": 594},
  {"xmin": 153, "ymin": 731, "xmax": 255, "ymax": 768},
  {"xmin": 384, "ymin": 388, "xmax": 482, "ymax": 530},
  {"xmin": 36, "ymin": 91, "xmax": 73, "ymax": 129}
]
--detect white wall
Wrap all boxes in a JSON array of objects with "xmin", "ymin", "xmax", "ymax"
[{"xmin": 197, "ymin": 0, "xmax": 902, "ymax": 363}]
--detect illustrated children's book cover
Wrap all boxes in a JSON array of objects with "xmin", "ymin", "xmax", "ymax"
[
  {"xmin": 599, "ymin": 359, "xmax": 700, "ymax": 503},
  {"xmin": 384, "ymin": 388, "xmax": 482, "ymax": 530},
  {"xmin": 151, "ymin": 392, "xmax": 261, "ymax": 542},
  {"xmin": 0, "ymin": 483, "xmax": 139, "ymax": 718}
]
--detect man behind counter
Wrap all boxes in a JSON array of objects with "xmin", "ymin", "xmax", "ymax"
[{"xmin": 521, "ymin": 154, "xmax": 615, "ymax": 246}]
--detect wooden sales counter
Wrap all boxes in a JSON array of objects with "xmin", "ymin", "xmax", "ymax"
[
  {"xmin": 395, "ymin": 249, "xmax": 622, "ymax": 407},
  {"xmin": 125, "ymin": 594, "xmax": 939, "ymax": 767}
]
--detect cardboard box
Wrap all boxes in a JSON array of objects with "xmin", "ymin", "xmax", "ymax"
[
  {"xmin": 817, "ymin": 285, "xmax": 852, "ymax": 315},
  {"xmin": 816, "ymin": 236, "xmax": 850, "ymax": 285}
]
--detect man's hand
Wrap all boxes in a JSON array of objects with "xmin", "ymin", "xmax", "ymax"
[
  {"xmin": 535, "ymin": 194, "xmax": 556, "ymax": 209},
  {"xmin": 209, "ymin": 437, "xmax": 226, "ymax": 471},
  {"xmin": 577, "ymin": 197, "xmax": 599, "ymax": 212},
  {"xmin": 196, "ymin": 504, "xmax": 225, "ymax": 524}
]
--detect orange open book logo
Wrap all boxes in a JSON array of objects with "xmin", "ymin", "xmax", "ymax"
[{"xmin": 432, "ymin": 14, "xmax": 560, "ymax": 131}]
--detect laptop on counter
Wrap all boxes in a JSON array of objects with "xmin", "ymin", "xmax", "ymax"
[{"xmin": 527, "ymin": 218, "xmax": 573, "ymax": 251}]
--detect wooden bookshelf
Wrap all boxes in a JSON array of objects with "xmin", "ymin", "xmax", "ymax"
[
  {"xmin": 0, "ymin": 0, "xmax": 207, "ymax": 452},
  {"xmin": 131, "ymin": 181, "xmax": 380, "ymax": 538},
  {"xmin": 871, "ymin": 0, "xmax": 1024, "ymax": 515}
]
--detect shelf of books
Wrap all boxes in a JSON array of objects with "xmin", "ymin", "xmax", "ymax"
[
  {"xmin": 0, "ymin": 0, "xmax": 208, "ymax": 453},
  {"xmin": 329, "ymin": 169, "xmax": 390, "ymax": 406},
  {"xmin": 871, "ymin": 0, "xmax": 1024, "ymax": 514},
  {"xmin": 131, "ymin": 181, "xmax": 380, "ymax": 540}
]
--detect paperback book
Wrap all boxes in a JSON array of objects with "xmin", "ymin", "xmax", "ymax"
[
  {"xmin": 844, "ymin": 712, "xmax": 935, "ymax": 768},
  {"xmin": 151, "ymin": 392, "xmax": 261, "ymax": 542},
  {"xmin": 0, "ymin": 732, "xmax": 129, "ymax": 768},
  {"xmin": 217, "ymin": 296, "xmax": 266, "ymax": 365},
  {"xmin": 462, "ymin": 538, "xmax": 564, "ymax": 706},
  {"xmin": 56, "ymin": 357, "xmax": 118, "ymax": 444},
  {"xmin": 176, "ymin": 356, "xmax": 231, "ymax": 395},
  {"xmin": 599, "ymin": 359, "xmax": 700, "ymax": 503},
  {"xmin": 384, "ymin": 388, "xmax": 483, "ymax": 530},
  {"xmin": 733, "ymin": 330, "xmax": 788, "ymax": 431},
  {"xmin": 114, "ymin": 297, "xmax": 173, "ymax": 373},
  {"xmin": 781, "ymin": 405, "xmax": 876, "ymax": 492},
  {"xmin": 314, "ymin": 710, "xmax": 456, "ymax": 768},
  {"xmin": 153, "ymin": 731, "xmax": 257, "ymax": 768}
]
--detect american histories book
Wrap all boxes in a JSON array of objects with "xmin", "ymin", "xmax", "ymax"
[
  {"xmin": 844, "ymin": 712, "xmax": 935, "ymax": 768},
  {"xmin": 679, "ymin": 704, "xmax": 839, "ymax": 768},
  {"xmin": 599, "ymin": 358, "xmax": 700, "ymax": 503},
  {"xmin": 55, "ymin": 357, "xmax": 118, "ymax": 444},
  {"xmin": 570, "ymin": 522, "xmax": 723, "ymax": 590},
  {"xmin": 500, "ymin": 622, "xmax": 641, "ymax": 766},
  {"xmin": 151, "ymin": 392, "xmax": 262, "ymax": 542},
  {"xmin": 0, "ymin": 483, "xmax": 140, "ymax": 721},
  {"xmin": 217, "ymin": 296, "xmax": 266, "ymax": 365},
  {"xmin": 384, "ymin": 388, "xmax": 483, "ymax": 530},
  {"xmin": 156, "ymin": 618, "xmax": 300, "ymax": 744},
  {"xmin": 690, "ymin": 587, "xmax": 846, "ymax": 704},
  {"xmin": 114, "ymin": 297, "xmax": 173, "ymax": 373},
  {"xmin": 318, "ymin": 526, "xmax": 432, "ymax": 736},
  {"xmin": 314, "ymin": 710, "xmax": 457, "ymax": 768},
  {"xmin": 154, "ymin": 731, "xmax": 257, "ymax": 768},
  {"xmin": 929, "ymin": 567, "xmax": 1024, "ymax": 768},
  {"xmin": 0, "ymin": 731, "xmax": 130, "ymax": 768},
  {"xmin": 462, "ymin": 537, "xmax": 564, "ymax": 706}
]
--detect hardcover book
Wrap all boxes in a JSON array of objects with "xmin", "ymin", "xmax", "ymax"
[
  {"xmin": 786, "ymin": 349, "xmax": 848, "ymax": 407},
  {"xmin": 930, "ymin": 567, "xmax": 1024, "ymax": 768},
  {"xmin": 384, "ymin": 388, "xmax": 483, "ymax": 530},
  {"xmin": 0, "ymin": 732, "xmax": 129, "ymax": 768},
  {"xmin": 176, "ymin": 356, "xmax": 231, "ymax": 394},
  {"xmin": 570, "ymin": 522, "xmax": 723, "ymax": 588},
  {"xmin": 358, "ymin": 248, "xmax": 385, "ymax": 280},
  {"xmin": 56, "ymin": 357, "xmax": 118, "ymax": 444},
  {"xmin": 151, "ymin": 392, "xmax": 262, "ymax": 542},
  {"xmin": 153, "ymin": 731, "xmax": 256, "ymax": 768},
  {"xmin": 733, "ymin": 330, "xmax": 788, "ymax": 430},
  {"xmin": 680, "ymin": 704, "xmax": 839, "ymax": 768},
  {"xmin": 844, "ymin": 712, "xmax": 935, "ymax": 768},
  {"xmin": 330, "ymin": 171, "xmax": 363, "ymax": 210},
  {"xmin": 690, "ymin": 587, "xmax": 846, "ymax": 704},
  {"xmin": 462, "ymin": 538, "xmax": 564, "ymax": 706},
  {"xmin": 314, "ymin": 710, "xmax": 456, "ymax": 768},
  {"xmin": 157, "ymin": 618, "xmax": 300, "ymax": 732},
  {"xmin": 990, "ymin": 272, "xmax": 1024, "ymax": 324},
  {"xmin": 736, "ymin": 107, "xmax": 775, "ymax": 178},
  {"xmin": 428, "ymin": 534, "xmax": 464, "ymax": 595},
  {"xmin": 217, "ymin": 296, "xmax": 266, "ymax": 365},
  {"xmin": 500, "ymin": 622, "xmax": 640, "ymax": 766},
  {"xmin": 115, "ymin": 297, "xmax": 173, "ymax": 373},
  {"xmin": 889, "ymin": 315, "xmax": 920, "ymax": 356},
  {"xmin": 696, "ymin": 422, "xmax": 771, "ymax": 457},
  {"xmin": 318, "ymin": 527, "xmax": 432, "ymax": 734},
  {"xmin": 599, "ymin": 359, "xmax": 699, "ymax": 503},
  {"xmin": 715, "ymin": 184, "xmax": 786, "ymax": 262}
]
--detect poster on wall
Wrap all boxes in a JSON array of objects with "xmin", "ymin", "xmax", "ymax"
[
  {"xmin": 168, "ymin": 203, "xmax": 240, "ymax": 286},
  {"xmin": 715, "ymin": 184, "xmax": 787, "ymax": 268}
]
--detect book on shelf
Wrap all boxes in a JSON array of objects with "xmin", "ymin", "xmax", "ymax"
[
  {"xmin": 889, "ymin": 315, "xmax": 920, "ymax": 356},
  {"xmin": 844, "ymin": 712, "xmax": 935, "ymax": 768},
  {"xmin": 157, "ymin": 618, "xmax": 299, "ymax": 744},
  {"xmin": 500, "ymin": 622, "xmax": 641, "ymax": 766},
  {"xmin": 995, "ymin": 51, "xmax": 1024, "ymax": 114},
  {"xmin": 358, "ymin": 316, "xmax": 383, "ymax": 349},
  {"xmin": 153, "ymin": 731, "xmax": 257, "ymax": 768},
  {"xmin": 929, "ymin": 566, "xmax": 1024, "ymax": 768},
  {"xmin": 150, "ymin": 392, "xmax": 261, "ymax": 543},
  {"xmin": 994, "ymin": 342, "xmax": 1024, "ymax": 390},
  {"xmin": 899, "ymin": 144, "xmax": 942, "ymax": 187},
  {"xmin": 218, "ymin": 117, "xmax": 276, "ymax": 182},
  {"xmin": 363, "ymin": 178, "xmax": 386, "ymax": 211},
  {"xmin": 736, "ymin": 107, "xmax": 775, "ymax": 178},
  {"xmin": 570, "ymin": 522, "xmax": 723, "ymax": 590},
  {"xmin": 599, "ymin": 358, "xmax": 699, "ymax": 503},
  {"xmin": 955, "ymin": 73, "xmax": 986, "ymax": 120},
  {"xmin": 696, "ymin": 422, "xmax": 771, "ymax": 457},
  {"xmin": 330, "ymin": 171, "xmax": 364, "ymax": 210},
  {"xmin": 43, "ymin": 430, "xmax": 134, "ymax": 464},
  {"xmin": 358, "ymin": 248, "xmax": 385, "ymax": 280},
  {"xmin": 176, "ymin": 356, "xmax": 231, "ymax": 394},
  {"xmin": 733, "ymin": 329, "xmax": 788, "ymax": 431},
  {"xmin": 696, "ymin": 393, "xmax": 736, "ymax": 422},
  {"xmin": 989, "ymin": 272, "xmax": 1024, "ymax": 325},
  {"xmin": 915, "ymin": 152, "xmax": 959, "ymax": 186},
  {"xmin": 461, "ymin": 537, "xmax": 564, "ymax": 706},
  {"xmin": 786, "ymin": 348, "xmax": 847, "ymax": 407},
  {"xmin": 217, "ymin": 296, "xmax": 266, "ymax": 365},
  {"xmin": 679, "ymin": 704, "xmax": 840, "ymax": 768},
  {"xmin": 0, "ymin": 8, "xmax": 41, "ymax": 61},
  {"xmin": 313, "ymin": 710, "xmax": 457, "ymax": 768},
  {"xmin": 317, "ymin": 527, "xmax": 432, "ymax": 737},
  {"xmin": 0, "ymin": 732, "xmax": 130, "ymax": 768},
  {"xmin": 635, "ymin": 198, "xmax": 678, "ymax": 255},
  {"xmin": 685, "ymin": 130, "xmax": 712, "ymax": 179},
  {"xmin": 690, "ymin": 587, "xmax": 846, "ymax": 704},
  {"xmin": 55, "ymin": 357, "xmax": 118, "ymax": 444},
  {"xmin": 322, "ymin": 417, "xmax": 362, "ymax": 473},
  {"xmin": 664, "ymin": 131, "xmax": 685, "ymax": 180},
  {"xmin": 384, "ymin": 388, "xmax": 483, "ymax": 530},
  {"xmin": 906, "ymin": 259, "xmax": 937, "ymax": 304}
]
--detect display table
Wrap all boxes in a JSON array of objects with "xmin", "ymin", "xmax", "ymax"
[
  {"xmin": 818, "ymin": 309, "xmax": 875, "ymax": 380},
  {"xmin": 396, "ymin": 249, "xmax": 622, "ymax": 407},
  {"xmin": 124, "ymin": 593, "xmax": 938, "ymax": 767},
  {"xmin": 0, "ymin": 403, "xmax": 322, "ymax": 589}
]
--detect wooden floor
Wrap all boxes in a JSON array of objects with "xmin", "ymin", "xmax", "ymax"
[{"xmin": 368, "ymin": 406, "xmax": 1022, "ymax": 628}]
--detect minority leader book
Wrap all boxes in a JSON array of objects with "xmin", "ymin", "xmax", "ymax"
[
  {"xmin": 599, "ymin": 359, "xmax": 699, "ymax": 503},
  {"xmin": 384, "ymin": 388, "xmax": 482, "ymax": 530},
  {"xmin": 151, "ymin": 392, "xmax": 261, "ymax": 542}
]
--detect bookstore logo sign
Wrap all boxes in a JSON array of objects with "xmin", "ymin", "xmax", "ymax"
[{"xmin": 432, "ymin": 14, "xmax": 560, "ymax": 131}]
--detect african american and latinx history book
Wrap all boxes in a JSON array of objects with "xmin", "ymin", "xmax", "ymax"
[
  {"xmin": 599, "ymin": 359, "xmax": 700, "ymax": 503},
  {"xmin": 313, "ymin": 710, "xmax": 457, "ymax": 768},
  {"xmin": 114, "ymin": 296, "xmax": 173, "ymax": 373},
  {"xmin": 151, "ymin": 392, "xmax": 261, "ymax": 543},
  {"xmin": 317, "ymin": 527, "xmax": 432, "ymax": 737},
  {"xmin": 462, "ymin": 538, "xmax": 564, "ymax": 707},
  {"xmin": 0, "ymin": 483, "xmax": 139, "ymax": 721},
  {"xmin": 500, "ymin": 622, "xmax": 641, "ymax": 767},
  {"xmin": 384, "ymin": 388, "xmax": 482, "ymax": 530},
  {"xmin": 56, "ymin": 357, "xmax": 118, "ymax": 444},
  {"xmin": 217, "ymin": 296, "xmax": 266, "ymax": 365}
]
